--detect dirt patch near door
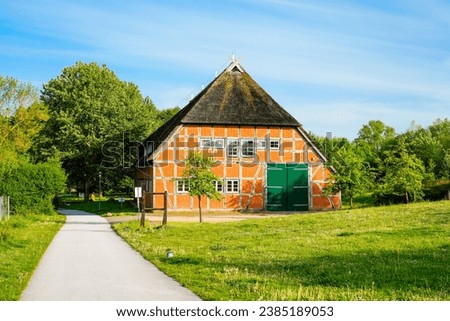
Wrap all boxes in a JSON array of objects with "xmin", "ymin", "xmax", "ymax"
[{"xmin": 105, "ymin": 212, "xmax": 282, "ymax": 225}]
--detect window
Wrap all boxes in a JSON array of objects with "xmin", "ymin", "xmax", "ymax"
[
  {"xmin": 213, "ymin": 180, "xmax": 223, "ymax": 192},
  {"xmin": 241, "ymin": 139, "xmax": 255, "ymax": 157},
  {"xmin": 257, "ymin": 139, "xmax": 266, "ymax": 150},
  {"xmin": 144, "ymin": 142, "xmax": 154, "ymax": 156},
  {"xmin": 227, "ymin": 139, "xmax": 239, "ymax": 157},
  {"xmin": 212, "ymin": 139, "xmax": 224, "ymax": 149},
  {"xmin": 200, "ymin": 139, "xmax": 212, "ymax": 149},
  {"xmin": 270, "ymin": 140, "xmax": 280, "ymax": 150},
  {"xmin": 177, "ymin": 180, "xmax": 190, "ymax": 193},
  {"xmin": 200, "ymin": 138, "xmax": 224, "ymax": 149},
  {"xmin": 226, "ymin": 180, "xmax": 239, "ymax": 193}
]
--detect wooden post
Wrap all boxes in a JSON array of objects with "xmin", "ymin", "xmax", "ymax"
[
  {"xmin": 143, "ymin": 192, "xmax": 146, "ymax": 211},
  {"xmin": 162, "ymin": 191, "xmax": 168, "ymax": 226},
  {"xmin": 140, "ymin": 208, "xmax": 145, "ymax": 227}
]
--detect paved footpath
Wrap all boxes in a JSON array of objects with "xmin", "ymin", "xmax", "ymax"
[{"xmin": 21, "ymin": 209, "xmax": 201, "ymax": 301}]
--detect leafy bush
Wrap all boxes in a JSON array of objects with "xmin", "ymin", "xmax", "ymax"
[{"xmin": 0, "ymin": 159, "xmax": 66, "ymax": 214}]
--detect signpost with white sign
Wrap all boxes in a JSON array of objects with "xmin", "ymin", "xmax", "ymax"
[
  {"xmin": 118, "ymin": 197, "xmax": 125, "ymax": 208},
  {"xmin": 134, "ymin": 187, "xmax": 142, "ymax": 213}
]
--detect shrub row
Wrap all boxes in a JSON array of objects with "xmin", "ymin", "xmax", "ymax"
[{"xmin": 0, "ymin": 160, "xmax": 66, "ymax": 214}]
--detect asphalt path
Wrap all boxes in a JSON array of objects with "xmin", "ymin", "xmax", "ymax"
[{"xmin": 21, "ymin": 209, "xmax": 201, "ymax": 301}]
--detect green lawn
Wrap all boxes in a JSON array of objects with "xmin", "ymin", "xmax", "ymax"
[
  {"xmin": 59, "ymin": 197, "xmax": 137, "ymax": 216},
  {"xmin": 113, "ymin": 201, "xmax": 450, "ymax": 300},
  {"xmin": 0, "ymin": 213, "xmax": 65, "ymax": 300}
]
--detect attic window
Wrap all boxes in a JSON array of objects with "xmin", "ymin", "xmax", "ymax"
[
  {"xmin": 200, "ymin": 138, "xmax": 224, "ymax": 149},
  {"xmin": 213, "ymin": 139, "xmax": 224, "ymax": 149},
  {"xmin": 227, "ymin": 139, "xmax": 239, "ymax": 157},
  {"xmin": 257, "ymin": 140, "xmax": 266, "ymax": 150},
  {"xmin": 241, "ymin": 140, "xmax": 255, "ymax": 157},
  {"xmin": 200, "ymin": 139, "xmax": 212, "ymax": 149}
]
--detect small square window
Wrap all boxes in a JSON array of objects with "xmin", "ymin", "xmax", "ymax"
[
  {"xmin": 241, "ymin": 140, "xmax": 255, "ymax": 157},
  {"xmin": 257, "ymin": 139, "xmax": 266, "ymax": 150},
  {"xmin": 200, "ymin": 139, "xmax": 212, "ymax": 149},
  {"xmin": 270, "ymin": 140, "xmax": 280, "ymax": 150},
  {"xmin": 177, "ymin": 180, "xmax": 190, "ymax": 192},
  {"xmin": 213, "ymin": 139, "xmax": 224, "ymax": 149},
  {"xmin": 214, "ymin": 180, "xmax": 223, "ymax": 192},
  {"xmin": 226, "ymin": 180, "xmax": 239, "ymax": 193},
  {"xmin": 227, "ymin": 139, "xmax": 239, "ymax": 157}
]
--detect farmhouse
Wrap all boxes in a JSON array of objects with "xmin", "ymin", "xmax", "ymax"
[{"xmin": 136, "ymin": 59, "xmax": 341, "ymax": 211}]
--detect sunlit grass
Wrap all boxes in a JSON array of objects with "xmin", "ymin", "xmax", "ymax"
[
  {"xmin": 59, "ymin": 197, "xmax": 137, "ymax": 216},
  {"xmin": 113, "ymin": 201, "xmax": 450, "ymax": 300},
  {"xmin": 0, "ymin": 213, "xmax": 65, "ymax": 300}
]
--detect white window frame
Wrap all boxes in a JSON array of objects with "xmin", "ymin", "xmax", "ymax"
[
  {"xmin": 212, "ymin": 139, "xmax": 224, "ymax": 149},
  {"xmin": 226, "ymin": 179, "xmax": 240, "ymax": 193},
  {"xmin": 241, "ymin": 139, "xmax": 255, "ymax": 157},
  {"xmin": 200, "ymin": 138, "xmax": 224, "ymax": 150},
  {"xmin": 227, "ymin": 139, "xmax": 239, "ymax": 157},
  {"xmin": 270, "ymin": 139, "xmax": 280, "ymax": 150},
  {"xmin": 200, "ymin": 138, "xmax": 212, "ymax": 149},
  {"xmin": 256, "ymin": 139, "xmax": 266, "ymax": 150},
  {"xmin": 177, "ymin": 180, "xmax": 190, "ymax": 193},
  {"xmin": 214, "ymin": 180, "xmax": 224, "ymax": 192}
]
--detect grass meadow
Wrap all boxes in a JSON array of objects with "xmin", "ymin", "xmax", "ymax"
[
  {"xmin": 0, "ymin": 213, "xmax": 65, "ymax": 300},
  {"xmin": 58, "ymin": 196, "xmax": 137, "ymax": 216},
  {"xmin": 113, "ymin": 201, "xmax": 449, "ymax": 300}
]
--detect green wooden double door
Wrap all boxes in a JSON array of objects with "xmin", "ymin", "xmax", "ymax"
[{"xmin": 267, "ymin": 163, "xmax": 309, "ymax": 211}]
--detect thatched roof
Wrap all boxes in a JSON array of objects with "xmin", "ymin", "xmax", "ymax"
[
  {"xmin": 142, "ymin": 60, "xmax": 308, "ymax": 160},
  {"xmin": 180, "ymin": 61, "xmax": 300, "ymax": 126}
]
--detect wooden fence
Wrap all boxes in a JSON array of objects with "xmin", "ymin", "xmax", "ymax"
[{"xmin": 140, "ymin": 191, "xmax": 168, "ymax": 227}]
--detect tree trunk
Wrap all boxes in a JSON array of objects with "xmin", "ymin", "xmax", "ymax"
[
  {"xmin": 84, "ymin": 177, "xmax": 90, "ymax": 202},
  {"xmin": 405, "ymin": 192, "xmax": 409, "ymax": 204},
  {"xmin": 350, "ymin": 196, "xmax": 353, "ymax": 208},
  {"xmin": 198, "ymin": 195, "xmax": 203, "ymax": 223}
]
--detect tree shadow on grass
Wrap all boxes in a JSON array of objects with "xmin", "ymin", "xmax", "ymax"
[{"xmin": 164, "ymin": 245, "xmax": 450, "ymax": 300}]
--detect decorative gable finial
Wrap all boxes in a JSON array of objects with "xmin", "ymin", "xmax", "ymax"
[{"xmin": 227, "ymin": 53, "xmax": 244, "ymax": 73}]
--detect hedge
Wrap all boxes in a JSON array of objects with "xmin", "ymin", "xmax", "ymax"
[{"xmin": 0, "ymin": 160, "xmax": 66, "ymax": 214}]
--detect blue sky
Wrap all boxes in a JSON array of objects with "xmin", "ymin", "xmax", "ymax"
[{"xmin": 1, "ymin": 0, "xmax": 449, "ymax": 138}]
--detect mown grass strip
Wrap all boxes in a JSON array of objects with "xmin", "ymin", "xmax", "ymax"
[
  {"xmin": 60, "ymin": 198, "xmax": 137, "ymax": 216},
  {"xmin": 113, "ymin": 201, "xmax": 450, "ymax": 300},
  {"xmin": 0, "ymin": 213, "xmax": 65, "ymax": 300}
]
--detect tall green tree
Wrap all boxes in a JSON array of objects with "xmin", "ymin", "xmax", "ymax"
[
  {"xmin": 0, "ymin": 75, "xmax": 45, "ymax": 155},
  {"xmin": 376, "ymin": 138, "xmax": 425, "ymax": 204},
  {"xmin": 156, "ymin": 106, "xmax": 180, "ymax": 125},
  {"xmin": 0, "ymin": 75, "xmax": 37, "ymax": 117},
  {"xmin": 326, "ymin": 143, "xmax": 372, "ymax": 208},
  {"xmin": 179, "ymin": 152, "xmax": 221, "ymax": 223},
  {"xmin": 402, "ymin": 125, "xmax": 443, "ymax": 181},
  {"xmin": 37, "ymin": 62, "xmax": 159, "ymax": 199},
  {"xmin": 428, "ymin": 118, "xmax": 450, "ymax": 179},
  {"xmin": 0, "ymin": 74, "xmax": 66, "ymax": 213},
  {"xmin": 355, "ymin": 120, "xmax": 396, "ymax": 168}
]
